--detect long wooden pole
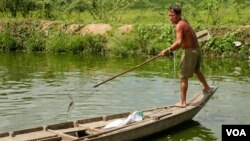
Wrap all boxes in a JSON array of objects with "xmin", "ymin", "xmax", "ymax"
[
  {"xmin": 93, "ymin": 30, "xmax": 209, "ymax": 88},
  {"xmin": 93, "ymin": 55, "xmax": 160, "ymax": 88}
]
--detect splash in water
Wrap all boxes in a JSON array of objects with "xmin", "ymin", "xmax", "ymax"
[{"xmin": 67, "ymin": 91, "xmax": 75, "ymax": 113}]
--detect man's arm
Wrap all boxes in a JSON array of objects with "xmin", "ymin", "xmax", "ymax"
[
  {"xmin": 159, "ymin": 23, "xmax": 183, "ymax": 56},
  {"xmin": 169, "ymin": 23, "xmax": 183, "ymax": 51}
]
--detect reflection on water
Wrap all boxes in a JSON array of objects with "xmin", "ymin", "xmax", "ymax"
[
  {"xmin": 0, "ymin": 52, "xmax": 249, "ymax": 141},
  {"xmin": 143, "ymin": 120, "xmax": 217, "ymax": 141}
]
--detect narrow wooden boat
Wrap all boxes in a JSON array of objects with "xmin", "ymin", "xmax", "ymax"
[{"xmin": 0, "ymin": 86, "xmax": 218, "ymax": 141}]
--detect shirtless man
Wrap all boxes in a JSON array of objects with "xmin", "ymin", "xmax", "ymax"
[{"xmin": 159, "ymin": 4, "xmax": 211, "ymax": 108}]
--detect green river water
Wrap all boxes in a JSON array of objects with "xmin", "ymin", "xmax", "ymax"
[{"xmin": 0, "ymin": 52, "xmax": 249, "ymax": 140}]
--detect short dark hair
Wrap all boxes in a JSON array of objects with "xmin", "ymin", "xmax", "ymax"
[{"xmin": 169, "ymin": 4, "xmax": 181, "ymax": 15}]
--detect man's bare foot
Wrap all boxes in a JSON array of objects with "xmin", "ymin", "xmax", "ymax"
[
  {"xmin": 202, "ymin": 88, "xmax": 212, "ymax": 94},
  {"xmin": 175, "ymin": 103, "xmax": 186, "ymax": 108}
]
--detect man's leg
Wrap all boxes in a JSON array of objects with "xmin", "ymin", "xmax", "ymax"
[
  {"xmin": 176, "ymin": 78, "xmax": 188, "ymax": 107},
  {"xmin": 195, "ymin": 70, "xmax": 211, "ymax": 92}
]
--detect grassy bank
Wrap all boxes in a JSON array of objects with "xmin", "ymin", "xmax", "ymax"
[
  {"xmin": 0, "ymin": 0, "xmax": 249, "ymax": 58},
  {"xmin": 0, "ymin": 20, "xmax": 249, "ymax": 58}
]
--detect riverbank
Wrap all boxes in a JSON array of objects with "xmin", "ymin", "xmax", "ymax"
[{"xmin": 0, "ymin": 19, "xmax": 249, "ymax": 58}]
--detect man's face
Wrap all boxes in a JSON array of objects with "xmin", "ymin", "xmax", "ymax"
[{"xmin": 168, "ymin": 10, "xmax": 179, "ymax": 24}]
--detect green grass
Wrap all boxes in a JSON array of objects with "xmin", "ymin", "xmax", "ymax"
[
  {"xmin": 0, "ymin": 0, "xmax": 249, "ymax": 26},
  {"xmin": 0, "ymin": 0, "xmax": 249, "ymax": 58},
  {"xmin": 58, "ymin": 7, "xmax": 250, "ymax": 27}
]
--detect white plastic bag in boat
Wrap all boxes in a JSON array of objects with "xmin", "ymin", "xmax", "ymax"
[
  {"xmin": 126, "ymin": 111, "xmax": 143, "ymax": 122},
  {"xmin": 103, "ymin": 111, "xmax": 143, "ymax": 129},
  {"xmin": 103, "ymin": 119, "xmax": 126, "ymax": 129}
]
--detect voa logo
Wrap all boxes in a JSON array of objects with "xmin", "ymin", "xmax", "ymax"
[{"xmin": 226, "ymin": 129, "xmax": 246, "ymax": 136}]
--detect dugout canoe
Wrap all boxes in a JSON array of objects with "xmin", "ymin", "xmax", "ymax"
[{"xmin": 0, "ymin": 86, "xmax": 218, "ymax": 141}]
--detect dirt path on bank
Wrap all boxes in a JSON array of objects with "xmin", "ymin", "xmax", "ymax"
[{"xmin": 38, "ymin": 20, "xmax": 133, "ymax": 35}]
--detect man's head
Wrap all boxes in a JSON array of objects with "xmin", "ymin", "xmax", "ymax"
[{"xmin": 168, "ymin": 4, "xmax": 182, "ymax": 24}]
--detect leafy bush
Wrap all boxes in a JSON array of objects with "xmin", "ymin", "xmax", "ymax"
[
  {"xmin": 46, "ymin": 30, "xmax": 107, "ymax": 54},
  {"xmin": 0, "ymin": 32, "xmax": 19, "ymax": 51},
  {"xmin": 4, "ymin": 20, "xmax": 40, "ymax": 51},
  {"xmin": 109, "ymin": 24, "xmax": 174, "ymax": 56},
  {"xmin": 110, "ymin": 33, "xmax": 139, "ymax": 56},
  {"xmin": 202, "ymin": 29, "xmax": 249, "ymax": 58},
  {"xmin": 238, "ymin": 43, "xmax": 250, "ymax": 58},
  {"xmin": 83, "ymin": 34, "xmax": 107, "ymax": 54},
  {"xmin": 26, "ymin": 34, "xmax": 45, "ymax": 52}
]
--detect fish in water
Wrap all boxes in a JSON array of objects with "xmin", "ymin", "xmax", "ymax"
[{"xmin": 67, "ymin": 93, "xmax": 75, "ymax": 113}]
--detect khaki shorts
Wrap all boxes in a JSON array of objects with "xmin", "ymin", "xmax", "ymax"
[{"xmin": 180, "ymin": 48, "xmax": 201, "ymax": 79}]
